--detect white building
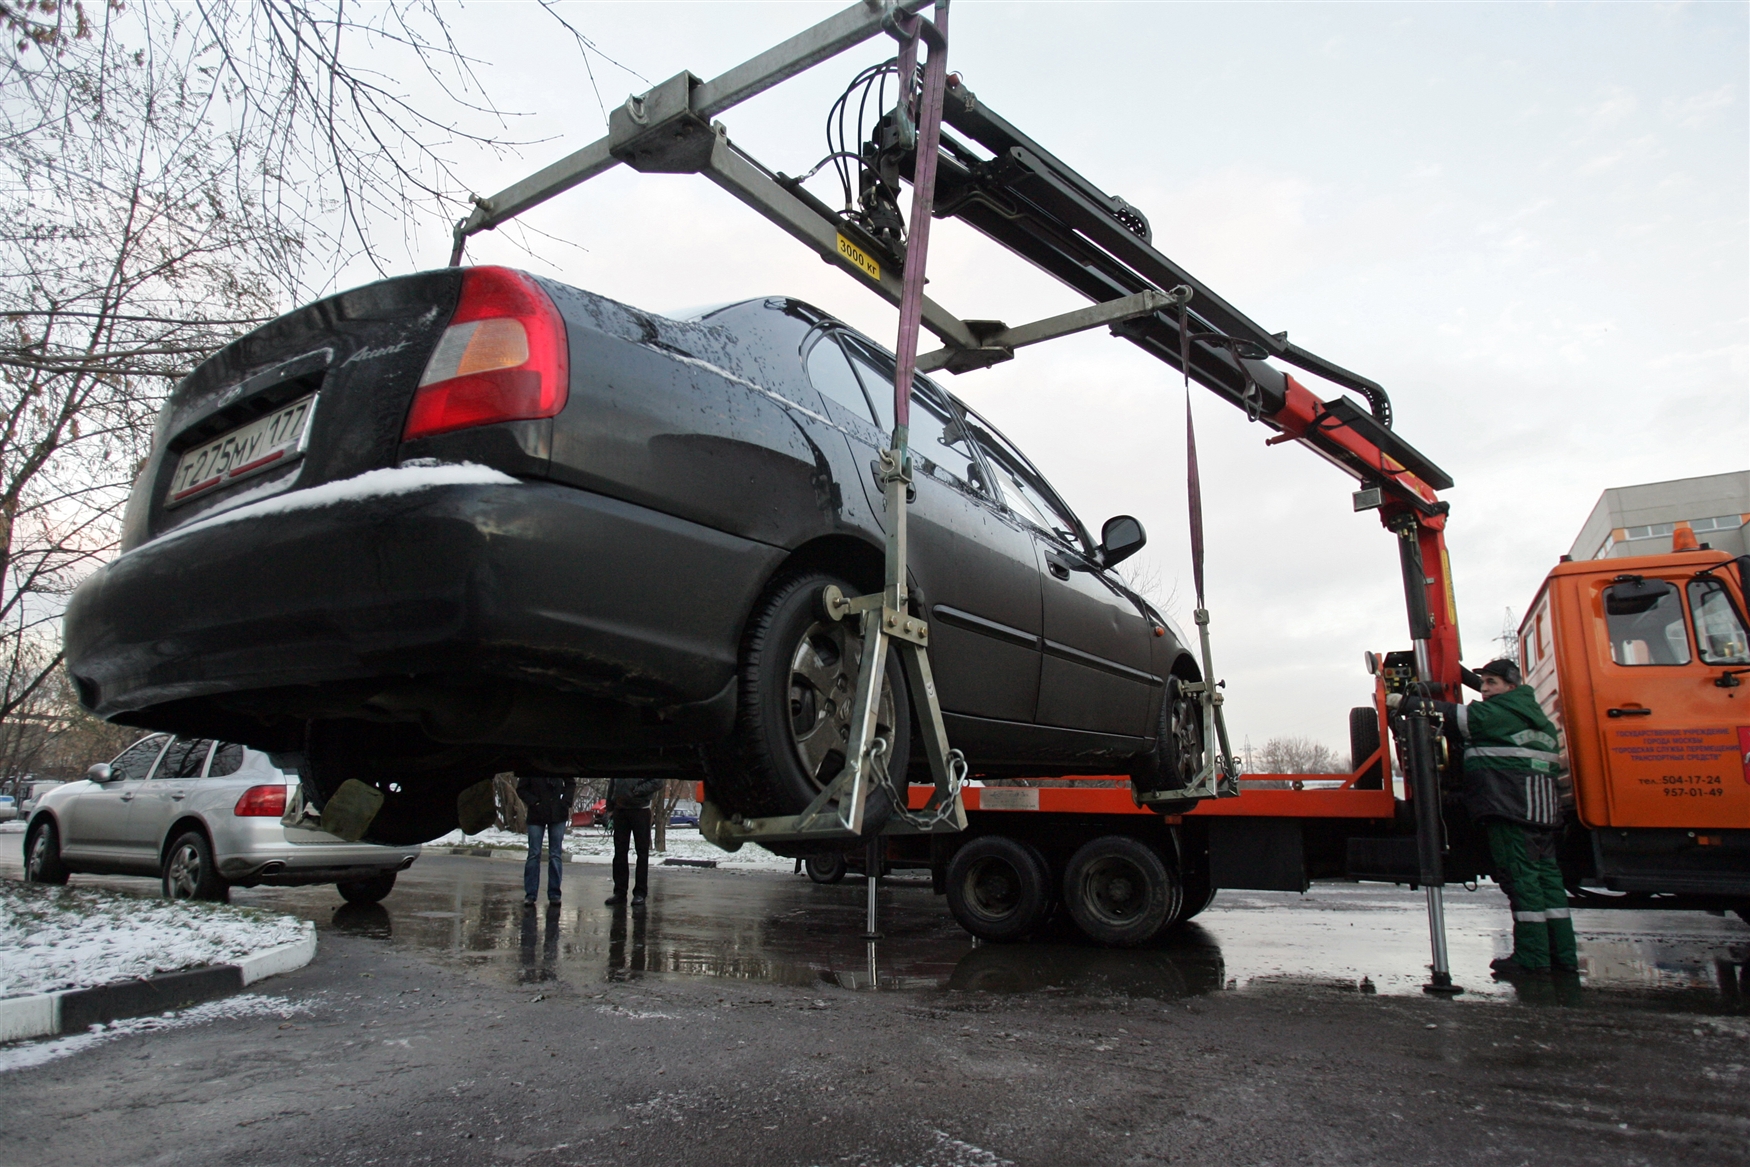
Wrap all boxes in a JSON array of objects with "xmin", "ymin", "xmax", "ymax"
[{"xmin": 1568, "ymin": 470, "xmax": 1748, "ymax": 561}]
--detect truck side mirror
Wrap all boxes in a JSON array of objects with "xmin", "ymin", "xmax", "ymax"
[{"xmin": 1100, "ymin": 515, "xmax": 1146, "ymax": 568}]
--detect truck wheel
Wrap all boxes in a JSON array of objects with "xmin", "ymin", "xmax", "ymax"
[
  {"xmin": 946, "ymin": 836, "xmax": 1053, "ymax": 943},
  {"xmin": 1349, "ymin": 706, "xmax": 1384, "ymax": 789},
  {"xmin": 1174, "ymin": 872, "xmax": 1217, "ymax": 925},
  {"xmin": 24, "ymin": 820, "xmax": 69, "ymax": 885},
  {"xmin": 710, "ymin": 572, "xmax": 909, "ymax": 830},
  {"xmin": 805, "ymin": 853, "xmax": 848, "ymax": 884},
  {"xmin": 337, "ymin": 871, "xmax": 398, "ymax": 904},
  {"xmin": 1131, "ymin": 676, "xmax": 1204, "ymax": 799},
  {"xmin": 1063, "ymin": 835, "xmax": 1180, "ymax": 947},
  {"xmin": 162, "ymin": 830, "xmax": 230, "ymax": 902}
]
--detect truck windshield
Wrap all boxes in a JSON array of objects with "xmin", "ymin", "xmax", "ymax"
[
  {"xmin": 1687, "ymin": 579, "xmax": 1750, "ymax": 664},
  {"xmin": 1603, "ymin": 580, "xmax": 1691, "ymax": 666}
]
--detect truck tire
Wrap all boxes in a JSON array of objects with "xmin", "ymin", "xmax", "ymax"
[
  {"xmin": 805, "ymin": 853, "xmax": 848, "ymax": 884},
  {"xmin": 709, "ymin": 572, "xmax": 909, "ymax": 832},
  {"xmin": 1173, "ymin": 861, "xmax": 1217, "ymax": 925},
  {"xmin": 945, "ymin": 835, "xmax": 1053, "ymax": 943},
  {"xmin": 1062, "ymin": 835, "xmax": 1180, "ymax": 947},
  {"xmin": 337, "ymin": 871, "xmax": 398, "ymax": 904},
  {"xmin": 162, "ymin": 830, "xmax": 230, "ymax": 902},
  {"xmin": 24, "ymin": 819, "xmax": 69, "ymax": 885},
  {"xmin": 1349, "ymin": 706, "xmax": 1384, "ymax": 789}
]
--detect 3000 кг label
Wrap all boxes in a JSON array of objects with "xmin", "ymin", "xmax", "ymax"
[{"xmin": 1659, "ymin": 773, "xmax": 1724, "ymax": 796}]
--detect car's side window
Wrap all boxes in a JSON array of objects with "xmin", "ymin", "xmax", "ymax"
[
  {"xmin": 842, "ymin": 343, "xmax": 898, "ymax": 438},
  {"xmin": 156, "ymin": 738, "xmax": 214, "ymax": 779},
  {"xmin": 840, "ymin": 342, "xmax": 991, "ymax": 500},
  {"xmin": 965, "ymin": 412, "xmax": 1087, "ymax": 552},
  {"xmin": 109, "ymin": 734, "xmax": 170, "ymax": 782},
  {"xmin": 804, "ymin": 333, "xmax": 879, "ymax": 427},
  {"xmin": 208, "ymin": 743, "xmax": 246, "ymax": 777}
]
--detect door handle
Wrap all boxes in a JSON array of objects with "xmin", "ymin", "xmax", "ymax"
[
  {"xmin": 1044, "ymin": 551, "xmax": 1074, "ymax": 580},
  {"xmin": 119, "ymin": 792, "xmax": 134, "ymax": 802},
  {"xmin": 1606, "ymin": 707, "xmax": 1652, "ymax": 718},
  {"xmin": 170, "ymin": 790, "xmax": 186, "ymax": 800}
]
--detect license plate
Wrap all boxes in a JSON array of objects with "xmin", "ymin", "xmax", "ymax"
[{"xmin": 166, "ymin": 395, "xmax": 317, "ymax": 507}]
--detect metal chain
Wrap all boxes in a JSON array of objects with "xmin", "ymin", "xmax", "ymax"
[{"xmin": 866, "ymin": 735, "xmax": 966, "ymax": 830}]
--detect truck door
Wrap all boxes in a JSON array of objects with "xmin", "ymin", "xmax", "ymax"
[{"xmin": 1585, "ymin": 573, "xmax": 1750, "ymax": 827}]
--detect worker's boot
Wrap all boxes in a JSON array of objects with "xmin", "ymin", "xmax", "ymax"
[
  {"xmin": 1547, "ymin": 910, "xmax": 1579, "ymax": 974},
  {"xmin": 1496, "ymin": 912, "xmax": 1551, "ymax": 974}
]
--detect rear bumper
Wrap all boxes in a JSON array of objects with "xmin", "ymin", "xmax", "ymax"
[
  {"xmin": 212, "ymin": 814, "xmax": 422, "ymax": 882},
  {"xmin": 65, "ymin": 479, "xmax": 783, "ymax": 746}
]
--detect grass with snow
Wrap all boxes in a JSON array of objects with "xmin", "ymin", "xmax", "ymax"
[{"xmin": 0, "ymin": 882, "xmax": 307, "ymax": 999}]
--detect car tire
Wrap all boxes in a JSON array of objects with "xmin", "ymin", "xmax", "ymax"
[
  {"xmin": 24, "ymin": 819, "xmax": 70, "ymax": 885},
  {"xmin": 805, "ymin": 853, "xmax": 848, "ymax": 884},
  {"xmin": 1131, "ymin": 676, "xmax": 1204, "ymax": 802},
  {"xmin": 162, "ymin": 830, "xmax": 230, "ymax": 902},
  {"xmin": 945, "ymin": 835, "xmax": 1054, "ymax": 943},
  {"xmin": 1062, "ymin": 835, "xmax": 1180, "ymax": 947},
  {"xmin": 337, "ymin": 871, "xmax": 398, "ymax": 904},
  {"xmin": 709, "ymin": 572, "xmax": 911, "ymax": 831}
]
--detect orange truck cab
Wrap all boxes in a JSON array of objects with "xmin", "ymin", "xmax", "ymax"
[{"xmin": 1519, "ymin": 548, "xmax": 1750, "ymax": 913}]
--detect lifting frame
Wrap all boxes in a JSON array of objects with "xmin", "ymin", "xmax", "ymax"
[{"xmin": 449, "ymin": 0, "xmax": 1466, "ymax": 992}]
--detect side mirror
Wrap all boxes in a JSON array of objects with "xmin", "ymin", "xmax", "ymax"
[
  {"xmin": 86, "ymin": 763, "xmax": 113, "ymax": 783},
  {"xmin": 1099, "ymin": 515, "xmax": 1146, "ymax": 569}
]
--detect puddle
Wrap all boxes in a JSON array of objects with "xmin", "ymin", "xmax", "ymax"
[{"xmin": 5, "ymin": 832, "xmax": 1745, "ymax": 1013}]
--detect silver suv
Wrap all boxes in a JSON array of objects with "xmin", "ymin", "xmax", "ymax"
[{"xmin": 24, "ymin": 734, "xmax": 418, "ymax": 902}]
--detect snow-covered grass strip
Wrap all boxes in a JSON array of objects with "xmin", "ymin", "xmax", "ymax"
[
  {"xmin": 428, "ymin": 825, "xmax": 797, "ymax": 872},
  {"xmin": 0, "ymin": 993, "xmax": 306, "ymax": 1074},
  {"xmin": 0, "ymin": 882, "xmax": 307, "ymax": 999}
]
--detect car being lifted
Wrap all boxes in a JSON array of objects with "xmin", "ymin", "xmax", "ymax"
[{"xmin": 64, "ymin": 266, "xmax": 1207, "ymax": 846}]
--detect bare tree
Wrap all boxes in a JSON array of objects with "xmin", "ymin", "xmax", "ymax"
[
  {"xmin": 1255, "ymin": 736, "xmax": 1345, "ymax": 775},
  {"xmin": 1117, "ymin": 554, "xmax": 1179, "ymax": 621},
  {"xmin": 0, "ymin": 2, "xmax": 634, "ymax": 757}
]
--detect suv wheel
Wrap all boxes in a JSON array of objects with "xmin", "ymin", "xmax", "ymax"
[
  {"xmin": 337, "ymin": 871, "xmax": 397, "ymax": 904},
  {"xmin": 710, "ymin": 572, "xmax": 910, "ymax": 830},
  {"xmin": 24, "ymin": 820, "xmax": 69, "ymax": 885},
  {"xmin": 162, "ymin": 830, "xmax": 230, "ymax": 902}
]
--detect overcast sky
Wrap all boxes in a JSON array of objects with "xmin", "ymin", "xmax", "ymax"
[{"xmin": 387, "ymin": 1, "xmax": 1747, "ymax": 757}]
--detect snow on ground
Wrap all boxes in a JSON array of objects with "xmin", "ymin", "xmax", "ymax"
[
  {"xmin": 429, "ymin": 825, "xmax": 798, "ymax": 872},
  {"xmin": 0, "ymin": 883, "xmax": 308, "ymax": 999},
  {"xmin": 0, "ymin": 993, "xmax": 306, "ymax": 1073}
]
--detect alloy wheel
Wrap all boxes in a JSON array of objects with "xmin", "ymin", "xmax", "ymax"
[
  {"xmin": 787, "ymin": 619, "xmax": 897, "ymax": 789},
  {"xmin": 165, "ymin": 841, "xmax": 203, "ymax": 899}
]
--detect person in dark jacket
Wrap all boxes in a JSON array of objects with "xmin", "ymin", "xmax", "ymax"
[
  {"xmin": 1392, "ymin": 658, "xmax": 1575, "ymax": 975},
  {"xmin": 604, "ymin": 776, "xmax": 665, "ymax": 907},
  {"xmin": 516, "ymin": 773, "xmax": 577, "ymax": 907}
]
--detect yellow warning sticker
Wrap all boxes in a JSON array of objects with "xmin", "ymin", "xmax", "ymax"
[{"xmin": 836, "ymin": 233, "xmax": 881, "ymax": 282}]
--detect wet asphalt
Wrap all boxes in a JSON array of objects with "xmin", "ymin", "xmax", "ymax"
[{"xmin": 3, "ymin": 837, "xmax": 1749, "ymax": 1164}]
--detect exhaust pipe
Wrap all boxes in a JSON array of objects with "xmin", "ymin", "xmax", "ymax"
[{"xmin": 257, "ymin": 861, "xmax": 287, "ymax": 876}]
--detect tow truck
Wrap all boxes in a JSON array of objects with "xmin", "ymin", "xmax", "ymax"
[{"xmin": 445, "ymin": 0, "xmax": 1476, "ymax": 989}]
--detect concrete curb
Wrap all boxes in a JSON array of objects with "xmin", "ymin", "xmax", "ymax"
[{"xmin": 0, "ymin": 920, "xmax": 316, "ymax": 1044}]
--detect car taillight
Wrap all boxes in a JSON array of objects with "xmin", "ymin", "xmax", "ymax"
[
  {"xmin": 403, "ymin": 266, "xmax": 569, "ymax": 442},
  {"xmin": 234, "ymin": 785, "xmax": 288, "ymax": 817}
]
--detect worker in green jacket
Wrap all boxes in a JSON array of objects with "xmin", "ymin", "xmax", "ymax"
[{"xmin": 1391, "ymin": 658, "xmax": 1577, "ymax": 976}]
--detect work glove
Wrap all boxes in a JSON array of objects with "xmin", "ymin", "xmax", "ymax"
[{"xmin": 1385, "ymin": 692, "xmax": 1404, "ymax": 711}]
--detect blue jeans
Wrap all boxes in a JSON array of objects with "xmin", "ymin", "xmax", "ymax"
[{"xmin": 524, "ymin": 821, "xmax": 565, "ymax": 901}]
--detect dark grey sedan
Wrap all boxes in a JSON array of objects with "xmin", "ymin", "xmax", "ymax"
[{"xmin": 63, "ymin": 267, "xmax": 1204, "ymax": 844}]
